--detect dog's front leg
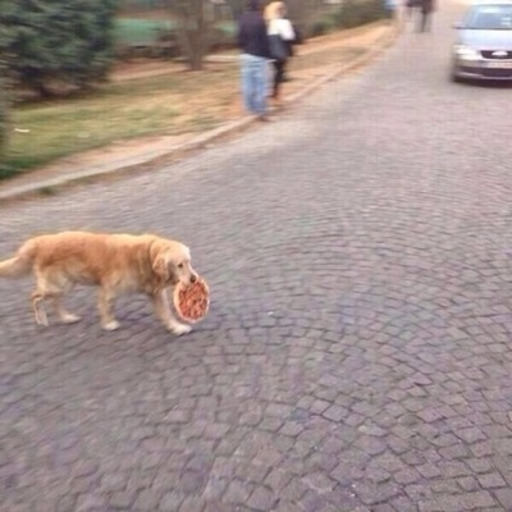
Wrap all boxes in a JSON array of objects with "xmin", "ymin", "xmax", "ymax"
[
  {"xmin": 98, "ymin": 287, "xmax": 120, "ymax": 331},
  {"xmin": 152, "ymin": 290, "xmax": 191, "ymax": 336}
]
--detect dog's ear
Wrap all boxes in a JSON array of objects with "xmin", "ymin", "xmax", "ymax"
[
  {"xmin": 152, "ymin": 253, "xmax": 176, "ymax": 283},
  {"xmin": 152, "ymin": 254, "xmax": 169, "ymax": 280}
]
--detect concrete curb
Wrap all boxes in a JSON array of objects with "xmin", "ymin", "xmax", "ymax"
[{"xmin": 0, "ymin": 22, "xmax": 402, "ymax": 205}]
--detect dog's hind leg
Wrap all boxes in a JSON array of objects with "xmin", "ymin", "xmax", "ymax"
[
  {"xmin": 31, "ymin": 269, "xmax": 76, "ymax": 327},
  {"xmin": 31, "ymin": 291, "xmax": 49, "ymax": 327},
  {"xmin": 98, "ymin": 286, "xmax": 120, "ymax": 331},
  {"xmin": 30, "ymin": 270, "xmax": 52, "ymax": 326}
]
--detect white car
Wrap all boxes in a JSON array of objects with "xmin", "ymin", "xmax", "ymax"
[{"xmin": 451, "ymin": 2, "xmax": 512, "ymax": 81}]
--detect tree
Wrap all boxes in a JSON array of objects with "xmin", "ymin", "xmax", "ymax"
[
  {"xmin": 286, "ymin": 0, "xmax": 327, "ymax": 38},
  {"xmin": 0, "ymin": 0, "xmax": 117, "ymax": 97},
  {"xmin": 224, "ymin": 0, "xmax": 245, "ymax": 20},
  {"xmin": 165, "ymin": 0, "xmax": 217, "ymax": 70}
]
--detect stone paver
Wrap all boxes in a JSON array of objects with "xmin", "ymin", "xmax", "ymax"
[{"xmin": 1, "ymin": 2, "xmax": 512, "ymax": 511}]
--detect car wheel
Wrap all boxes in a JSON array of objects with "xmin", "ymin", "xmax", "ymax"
[{"xmin": 450, "ymin": 69, "xmax": 463, "ymax": 83}]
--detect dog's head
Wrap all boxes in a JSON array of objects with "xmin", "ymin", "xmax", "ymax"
[{"xmin": 151, "ymin": 239, "xmax": 198, "ymax": 287}]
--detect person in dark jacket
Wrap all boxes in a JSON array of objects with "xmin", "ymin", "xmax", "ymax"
[
  {"xmin": 418, "ymin": 0, "xmax": 435, "ymax": 32},
  {"xmin": 237, "ymin": 0, "xmax": 272, "ymax": 120}
]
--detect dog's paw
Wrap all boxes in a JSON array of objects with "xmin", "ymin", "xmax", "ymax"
[
  {"xmin": 34, "ymin": 311, "xmax": 49, "ymax": 327},
  {"xmin": 60, "ymin": 313, "xmax": 81, "ymax": 324},
  {"xmin": 102, "ymin": 320, "xmax": 121, "ymax": 331},
  {"xmin": 36, "ymin": 317, "xmax": 49, "ymax": 328},
  {"xmin": 169, "ymin": 323, "xmax": 192, "ymax": 336}
]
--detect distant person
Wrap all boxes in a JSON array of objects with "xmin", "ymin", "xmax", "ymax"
[
  {"xmin": 405, "ymin": 0, "xmax": 415, "ymax": 19},
  {"xmin": 265, "ymin": 1, "xmax": 295, "ymax": 103},
  {"xmin": 418, "ymin": 0, "xmax": 435, "ymax": 31},
  {"xmin": 237, "ymin": 0, "xmax": 272, "ymax": 121}
]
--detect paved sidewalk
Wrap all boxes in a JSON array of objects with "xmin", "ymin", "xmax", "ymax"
[{"xmin": 0, "ymin": 22, "xmax": 400, "ymax": 204}]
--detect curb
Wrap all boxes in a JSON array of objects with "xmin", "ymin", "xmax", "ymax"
[{"xmin": 0, "ymin": 22, "xmax": 402, "ymax": 205}]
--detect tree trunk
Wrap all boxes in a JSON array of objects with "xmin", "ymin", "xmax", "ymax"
[{"xmin": 166, "ymin": 0, "xmax": 213, "ymax": 71}]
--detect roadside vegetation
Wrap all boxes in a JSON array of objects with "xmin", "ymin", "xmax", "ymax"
[{"xmin": 0, "ymin": 0, "xmax": 390, "ymax": 182}]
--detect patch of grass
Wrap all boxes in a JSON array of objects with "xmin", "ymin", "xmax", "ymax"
[
  {"xmin": 39, "ymin": 186, "xmax": 57, "ymax": 196},
  {"xmin": 114, "ymin": 18, "xmax": 236, "ymax": 48},
  {"xmin": 6, "ymin": 64, "xmax": 238, "ymax": 174},
  {"xmin": 115, "ymin": 18, "xmax": 177, "ymax": 46}
]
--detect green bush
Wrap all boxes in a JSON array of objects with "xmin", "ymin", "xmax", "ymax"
[
  {"xmin": 114, "ymin": 18, "xmax": 237, "ymax": 59},
  {"xmin": 310, "ymin": 18, "xmax": 337, "ymax": 37},
  {"xmin": 316, "ymin": 0, "xmax": 388, "ymax": 35},
  {"xmin": 209, "ymin": 21, "xmax": 237, "ymax": 51},
  {"xmin": 115, "ymin": 18, "xmax": 176, "ymax": 47},
  {"xmin": 2, "ymin": 0, "xmax": 117, "ymax": 97},
  {"xmin": 0, "ymin": 14, "xmax": 9, "ymax": 176},
  {"xmin": 0, "ymin": 72, "xmax": 8, "ymax": 177},
  {"xmin": 114, "ymin": 18, "xmax": 180, "ymax": 59},
  {"xmin": 118, "ymin": 0, "xmax": 166, "ymax": 9}
]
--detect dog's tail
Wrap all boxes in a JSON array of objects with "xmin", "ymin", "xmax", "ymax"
[{"xmin": 0, "ymin": 240, "xmax": 36, "ymax": 279}]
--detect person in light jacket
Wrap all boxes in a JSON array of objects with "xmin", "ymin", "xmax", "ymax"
[{"xmin": 265, "ymin": 1, "xmax": 295, "ymax": 102}]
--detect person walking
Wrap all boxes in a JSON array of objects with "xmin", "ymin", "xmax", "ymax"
[
  {"xmin": 237, "ymin": 0, "xmax": 272, "ymax": 121},
  {"xmin": 417, "ymin": 0, "xmax": 435, "ymax": 32},
  {"xmin": 265, "ymin": 1, "xmax": 295, "ymax": 103}
]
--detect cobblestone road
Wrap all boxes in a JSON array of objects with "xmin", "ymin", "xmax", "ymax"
[{"xmin": 2, "ymin": 4, "xmax": 512, "ymax": 512}]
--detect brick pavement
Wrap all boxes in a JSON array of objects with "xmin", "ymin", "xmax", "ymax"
[{"xmin": 2, "ymin": 2, "xmax": 512, "ymax": 511}]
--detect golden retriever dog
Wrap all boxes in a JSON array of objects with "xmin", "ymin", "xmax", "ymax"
[{"xmin": 0, "ymin": 231, "xmax": 198, "ymax": 335}]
